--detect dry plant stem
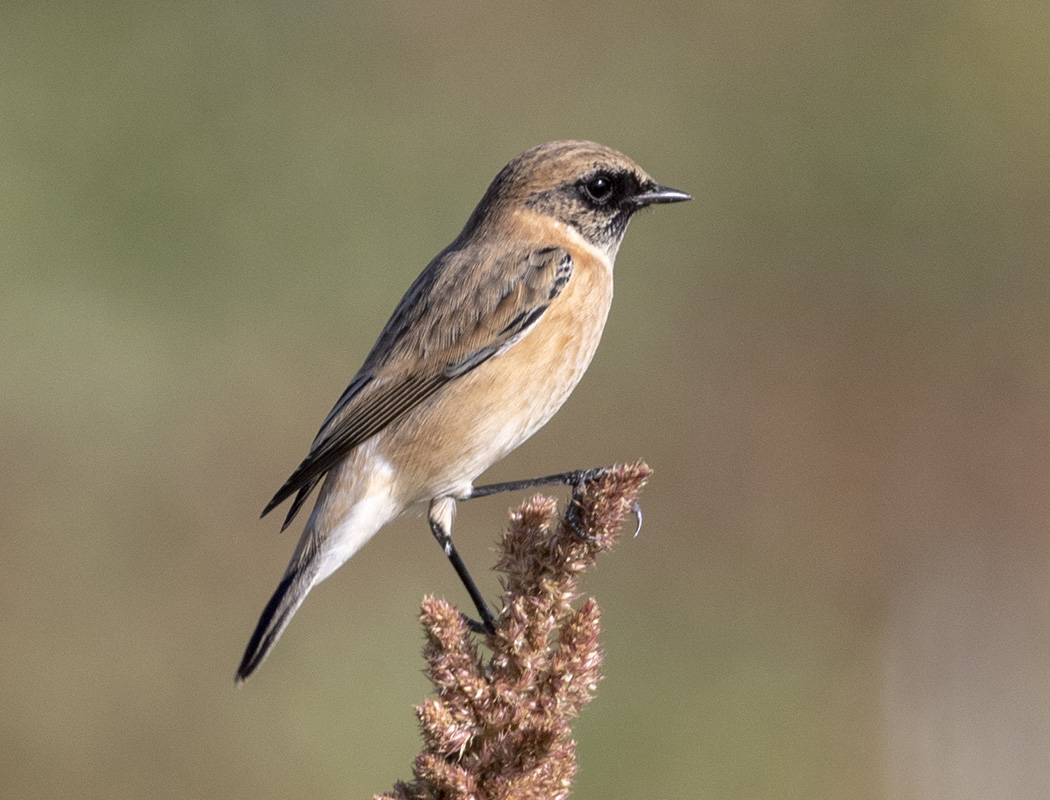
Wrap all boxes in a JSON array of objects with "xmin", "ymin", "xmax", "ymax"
[{"xmin": 377, "ymin": 460, "xmax": 652, "ymax": 800}]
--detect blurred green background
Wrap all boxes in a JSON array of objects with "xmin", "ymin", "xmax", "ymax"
[{"xmin": 3, "ymin": 2, "xmax": 1049, "ymax": 798}]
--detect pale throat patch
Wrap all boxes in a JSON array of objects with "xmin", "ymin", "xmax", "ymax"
[{"xmin": 557, "ymin": 219, "xmax": 616, "ymax": 272}]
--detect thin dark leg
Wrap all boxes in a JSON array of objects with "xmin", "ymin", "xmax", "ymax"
[
  {"xmin": 432, "ymin": 467, "xmax": 640, "ymax": 632},
  {"xmin": 465, "ymin": 469, "xmax": 595, "ymax": 499},
  {"xmin": 429, "ymin": 518, "xmax": 497, "ymax": 634},
  {"xmin": 468, "ymin": 467, "xmax": 643, "ymax": 537}
]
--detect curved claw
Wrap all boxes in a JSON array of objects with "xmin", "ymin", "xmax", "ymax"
[{"xmin": 631, "ymin": 500, "xmax": 643, "ymax": 537}]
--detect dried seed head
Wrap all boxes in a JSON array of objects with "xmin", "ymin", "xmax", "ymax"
[{"xmin": 376, "ymin": 461, "xmax": 651, "ymax": 800}]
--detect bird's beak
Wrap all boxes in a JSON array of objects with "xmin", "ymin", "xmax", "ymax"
[{"xmin": 632, "ymin": 184, "xmax": 693, "ymax": 206}]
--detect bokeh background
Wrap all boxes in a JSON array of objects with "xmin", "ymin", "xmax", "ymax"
[{"xmin": 3, "ymin": 2, "xmax": 1049, "ymax": 798}]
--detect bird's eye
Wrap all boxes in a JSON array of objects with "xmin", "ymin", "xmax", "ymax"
[{"xmin": 582, "ymin": 174, "xmax": 615, "ymax": 204}]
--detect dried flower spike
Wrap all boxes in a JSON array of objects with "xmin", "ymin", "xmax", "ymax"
[{"xmin": 377, "ymin": 461, "xmax": 651, "ymax": 800}]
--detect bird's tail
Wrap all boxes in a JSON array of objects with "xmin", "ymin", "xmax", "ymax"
[{"xmin": 235, "ymin": 564, "xmax": 316, "ymax": 684}]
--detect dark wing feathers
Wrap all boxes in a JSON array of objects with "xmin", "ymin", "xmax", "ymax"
[
  {"xmin": 264, "ymin": 372, "xmax": 375, "ymax": 526},
  {"xmin": 261, "ymin": 244, "xmax": 574, "ymax": 526},
  {"xmin": 262, "ymin": 370, "xmax": 446, "ymax": 526}
]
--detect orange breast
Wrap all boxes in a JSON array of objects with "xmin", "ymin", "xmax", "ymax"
[{"xmin": 381, "ymin": 222, "xmax": 615, "ymax": 502}]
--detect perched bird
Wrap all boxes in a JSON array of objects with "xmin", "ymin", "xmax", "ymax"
[{"xmin": 237, "ymin": 140, "xmax": 689, "ymax": 682}]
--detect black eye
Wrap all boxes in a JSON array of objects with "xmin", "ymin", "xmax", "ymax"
[{"xmin": 582, "ymin": 174, "xmax": 615, "ymax": 204}]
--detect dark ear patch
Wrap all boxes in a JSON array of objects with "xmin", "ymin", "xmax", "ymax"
[{"xmin": 523, "ymin": 166, "xmax": 646, "ymax": 251}]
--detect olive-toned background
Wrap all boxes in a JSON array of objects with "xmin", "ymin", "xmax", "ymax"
[{"xmin": 4, "ymin": 2, "xmax": 1048, "ymax": 798}]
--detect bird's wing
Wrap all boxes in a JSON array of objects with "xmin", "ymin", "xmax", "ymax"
[{"xmin": 262, "ymin": 244, "xmax": 574, "ymax": 529}]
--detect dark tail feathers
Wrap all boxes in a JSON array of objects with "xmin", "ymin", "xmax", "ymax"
[{"xmin": 235, "ymin": 568, "xmax": 313, "ymax": 683}]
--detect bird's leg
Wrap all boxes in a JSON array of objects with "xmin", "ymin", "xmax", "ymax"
[
  {"xmin": 428, "ymin": 498, "xmax": 497, "ymax": 634},
  {"xmin": 467, "ymin": 469, "xmax": 594, "ymax": 541},
  {"xmin": 465, "ymin": 469, "xmax": 593, "ymax": 499},
  {"xmin": 466, "ymin": 467, "xmax": 644, "ymax": 538},
  {"xmin": 431, "ymin": 469, "xmax": 642, "ymax": 633}
]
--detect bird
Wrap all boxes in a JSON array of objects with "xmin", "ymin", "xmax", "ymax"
[{"xmin": 236, "ymin": 140, "xmax": 690, "ymax": 682}]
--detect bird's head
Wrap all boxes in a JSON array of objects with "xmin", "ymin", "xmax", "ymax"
[{"xmin": 463, "ymin": 140, "xmax": 691, "ymax": 259}]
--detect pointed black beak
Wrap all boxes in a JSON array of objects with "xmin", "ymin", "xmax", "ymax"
[{"xmin": 632, "ymin": 183, "xmax": 692, "ymax": 207}]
